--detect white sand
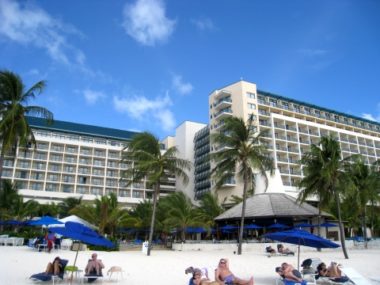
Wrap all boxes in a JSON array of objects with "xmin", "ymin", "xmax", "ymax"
[{"xmin": 0, "ymin": 246, "xmax": 379, "ymax": 284}]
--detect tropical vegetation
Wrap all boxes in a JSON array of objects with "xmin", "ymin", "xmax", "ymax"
[{"xmin": 121, "ymin": 132, "xmax": 191, "ymax": 255}]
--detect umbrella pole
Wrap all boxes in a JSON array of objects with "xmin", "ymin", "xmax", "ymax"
[{"xmin": 297, "ymin": 244, "xmax": 300, "ymax": 271}]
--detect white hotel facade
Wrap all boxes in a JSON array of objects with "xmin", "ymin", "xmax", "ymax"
[
  {"xmin": 1, "ymin": 80, "xmax": 379, "ymax": 206},
  {"xmin": 1, "ymin": 117, "xmax": 176, "ymax": 206},
  {"xmin": 197, "ymin": 80, "xmax": 380, "ymax": 204}
]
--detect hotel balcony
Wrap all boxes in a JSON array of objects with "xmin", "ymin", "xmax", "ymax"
[
  {"xmin": 214, "ymin": 108, "xmax": 233, "ymax": 119},
  {"xmin": 214, "ymin": 97, "xmax": 232, "ymax": 110},
  {"xmin": 214, "ymin": 89, "xmax": 232, "ymax": 100}
]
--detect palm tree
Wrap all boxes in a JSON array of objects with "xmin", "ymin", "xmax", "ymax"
[
  {"xmin": 0, "ymin": 70, "xmax": 53, "ymax": 182},
  {"xmin": 122, "ymin": 132, "xmax": 191, "ymax": 256},
  {"xmin": 196, "ymin": 191, "xmax": 224, "ymax": 229},
  {"xmin": 211, "ymin": 115, "xmax": 274, "ymax": 255},
  {"xmin": 159, "ymin": 192, "xmax": 200, "ymax": 241},
  {"xmin": 71, "ymin": 193, "xmax": 132, "ymax": 237},
  {"xmin": 298, "ymin": 135, "xmax": 349, "ymax": 259},
  {"xmin": 0, "ymin": 180, "xmax": 19, "ymax": 220},
  {"xmin": 344, "ymin": 156, "xmax": 380, "ymax": 248},
  {"xmin": 59, "ymin": 197, "xmax": 83, "ymax": 218}
]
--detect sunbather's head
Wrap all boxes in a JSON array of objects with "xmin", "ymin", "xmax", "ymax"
[{"xmin": 218, "ymin": 259, "xmax": 227, "ymax": 267}]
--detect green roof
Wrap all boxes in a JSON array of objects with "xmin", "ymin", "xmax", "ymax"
[
  {"xmin": 27, "ymin": 116, "xmax": 139, "ymax": 141},
  {"xmin": 258, "ymin": 89, "xmax": 380, "ymax": 128}
]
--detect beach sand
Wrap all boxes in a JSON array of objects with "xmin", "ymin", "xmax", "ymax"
[{"xmin": 0, "ymin": 246, "xmax": 379, "ymax": 284}]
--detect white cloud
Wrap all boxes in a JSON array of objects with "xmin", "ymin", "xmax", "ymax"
[
  {"xmin": 362, "ymin": 103, "xmax": 380, "ymax": 122},
  {"xmin": 172, "ymin": 74, "xmax": 193, "ymax": 95},
  {"xmin": 113, "ymin": 92, "xmax": 175, "ymax": 131},
  {"xmin": 83, "ymin": 89, "xmax": 106, "ymax": 105},
  {"xmin": 122, "ymin": 0, "xmax": 175, "ymax": 46},
  {"xmin": 0, "ymin": 0, "xmax": 84, "ymax": 66},
  {"xmin": 191, "ymin": 18, "xmax": 215, "ymax": 31}
]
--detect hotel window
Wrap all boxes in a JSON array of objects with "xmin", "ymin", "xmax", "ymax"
[
  {"xmin": 269, "ymin": 98, "xmax": 277, "ymax": 107},
  {"xmin": 62, "ymin": 185, "xmax": 74, "ymax": 193},
  {"xmin": 51, "ymin": 144, "xmax": 63, "ymax": 152},
  {"xmin": 282, "ymin": 102, "xmax": 289, "ymax": 110},
  {"xmin": 120, "ymin": 190, "xmax": 130, "ymax": 197},
  {"xmin": 34, "ymin": 152, "xmax": 47, "ymax": 160},
  {"xmin": 49, "ymin": 164, "xmax": 61, "ymax": 172},
  {"xmin": 248, "ymin": 103, "xmax": 256, "ymax": 110},
  {"xmin": 66, "ymin": 146, "xmax": 77, "ymax": 153},
  {"xmin": 62, "ymin": 175, "xmax": 74, "ymax": 183},
  {"xmin": 30, "ymin": 182, "xmax": 43, "ymax": 190},
  {"xmin": 93, "ymin": 168, "xmax": 104, "ymax": 176},
  {"xmin": 46, "ymin": 183, "xmax": 58, "ymax": 192},
  {"xmin": 92, "ymin": 178, "xmax": 103, "ymax": 185},
  {"xmin": 34, "ymin": 162, "xmax": 46, "ymax": 170},
  {"xmin": 63, "ymin": 165, "xmax": 75, "ymax": 172},
  {"xmin": 293, "ymin": 105, "xmax": 300, "ymax": 113},
  {"xmin": 65, "ymin": 155, "xmax": 76, "ymax": 163},
  {"xmin": 48, "ymin": 174, "xmax": 59, "ymax": 181},
  {"xmin": 246, "ymin": 92, "xmax": 256, "ymax": 99},
  {"xmin": 78, "ymin": 176, "xmax": 87, "ymax": 184},
  {"xmin": 91, "ymin": 187, "xmax": 102, "ymax": 195},
  {"xmin": 17, "ymin": 170, "xmax": 28, "ymax": 179},
  {"xmin": 80, "ymin": 147, "xmax": 92, "ymax": 155}
]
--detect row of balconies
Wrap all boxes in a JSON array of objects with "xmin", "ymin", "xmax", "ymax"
[{"xmin": 257, "ymin": 97, "xmax": 380, "ymax": 133}]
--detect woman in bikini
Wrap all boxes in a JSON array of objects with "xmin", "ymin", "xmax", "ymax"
[{"xmin": 215, "ymin": 258, "xmax": 254, "ymax": 285}]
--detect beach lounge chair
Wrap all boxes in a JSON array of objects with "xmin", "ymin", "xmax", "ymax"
[
  {"xmin": 30, "ymin": 259, "xmax": 68, "ymax": 284},
  {"xmin": 339, "ymin": 267, "xmax": 371, "ymax": 285}
]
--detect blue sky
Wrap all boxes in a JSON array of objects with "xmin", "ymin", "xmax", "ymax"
[{"xmin": 1, "ymin": 0, "xmax": 379, "ymax": 139}]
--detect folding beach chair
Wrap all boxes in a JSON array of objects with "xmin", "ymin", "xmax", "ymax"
[{"xmin": 30, "ymin": 259, "xmax": 68, "ymax": 284}]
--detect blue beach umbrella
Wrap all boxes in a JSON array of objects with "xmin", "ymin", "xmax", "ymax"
[
  {"xmin": 294, "ymin": 223, "xmax": 313, "ymax": 228},
  {"xmin": 220, "ymin": 225, "xmax": 238, "ymax": 233},
  {"xmin": 50, "ymin": 222, "xmax": 113, "ymax": 283},
  {"xmin": 244, "ymin": 224, "xmax": 262, "ymax": 229},
  {"xmin": 28, "ymin": 216, "xmax": 63, "ymax": 226},
  {"xmin": 263, "ymin": 229, "xmax": 339, "ymax": 269},
  {"xmin": 267, "ymin": 223, "xmax": 288, "ymax": 229},
  {"xmin": 185, "ymin": 227, "xmax": 207, "ymax": 233},
  {"xmin": 319, "ymin": 222, "xmax": 338, "ymax": 228}
]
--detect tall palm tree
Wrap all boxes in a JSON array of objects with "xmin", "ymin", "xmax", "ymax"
[
  {"xmin": 0, "ymin": 70, "xmax": 53, "ymax": 182},
  {"xmin": 211, "ymin": 115, "xmax": 274, "ymax": 255},
  {"xmin": 122, "ymin": 132, "xmax": 191, "ymax": 256},
  {"xmin": 344, "ymin": 156, "xmax": 380, "ymax": 248},
  {"xmin": 298, "ymin": 135, "xmax": 349, "ymax": 259}
]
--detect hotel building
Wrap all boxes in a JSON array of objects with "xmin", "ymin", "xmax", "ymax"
[
  {"xmin": 196, "ymin": 80, "xmax": 380, "ymax": 204},
  {"xmin": 1, "ymin": 117, "xmax": 176, "ymax": 206}
]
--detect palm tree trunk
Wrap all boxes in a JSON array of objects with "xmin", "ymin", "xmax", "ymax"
[
  {"xmin": 335, "ymin": 191, "xmax": 349, "ymax": 259},
  {"xmin": 147, "ymin": 183, "xmax": 159, "ymax": 256},
  {"xmin": 317, "ymin": 205, "xmax": 321, "ymax": 252},
  {"xmin": 237, "ymin": 171, "xmax": 249, "ymax": 255},
  {"xmin": 363, "ymin": 208, "xmax": 368, "ymax": 249},
  {"xmin": 0, "ymin": 151, "xmax": 5, "ymax": 189}
]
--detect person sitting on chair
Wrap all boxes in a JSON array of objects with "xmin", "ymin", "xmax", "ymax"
[
  {"xmin": 276, "ymin": 262, "xmax": 304, "ymax": 283},
  {"xmin": 85, "ymin": 253, "xmax": 104, "ymax": 283},
  {"xmin": 45, "ymin": 256, "xmax": 63, "ymax": 276},
  {"xmin": 215, "ymin": 258, "xmax": 254, "ymax": 285},
  {"xmin": 277, "ymin": 244, "xmax": 294, "ymax": 255},
  {"xmin": 317, "ymin": 262, "xmax": 349, "ymax": 283}
]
